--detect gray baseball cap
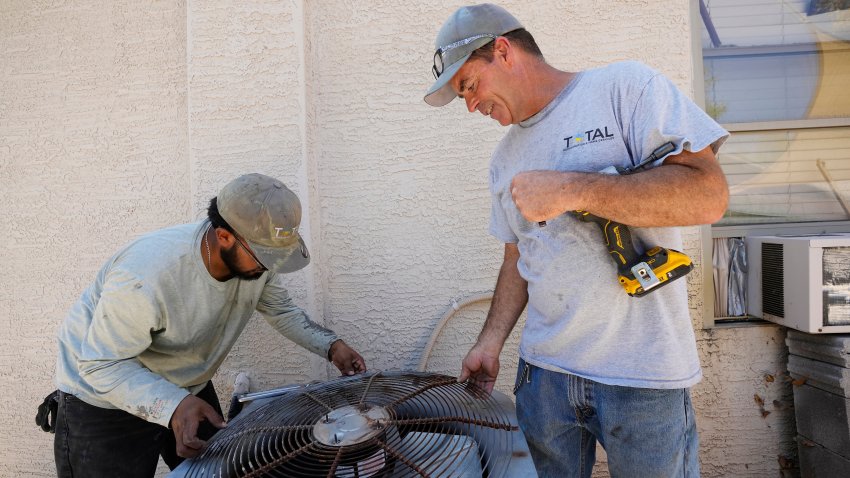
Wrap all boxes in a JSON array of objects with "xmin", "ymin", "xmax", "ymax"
[
  {"xmin": 424, "ymin": 3, "xmax": 523, "ymax": 107},
  {"xmin": 217, "ymin": 173, "xmax": 310, "ymax": 274}
]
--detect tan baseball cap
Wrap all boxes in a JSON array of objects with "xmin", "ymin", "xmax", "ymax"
[
  {"xmin": 217, "ymin": 173, "xmax": 310, "ymax": 274},
  {"xmin": 424, "ymin": 3, "xmax": 523, "ymax": 107}
]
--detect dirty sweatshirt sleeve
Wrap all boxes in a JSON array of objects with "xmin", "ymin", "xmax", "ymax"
[
  {"xmin": 76, "ymin": 269, "xmax": 189, "ymax": 427},
  {"xmin": 256, "ymin": 273, "xmax": 338, "ymax": 358}
]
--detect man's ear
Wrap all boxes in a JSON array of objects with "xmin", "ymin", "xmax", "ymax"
[
  {"xmin": 215, "ymin": 227, "xmax": 237, "ymax": 248},
  {"xmin": 493, "ymin": 37, "xmax": 512, "ymax": 65}
]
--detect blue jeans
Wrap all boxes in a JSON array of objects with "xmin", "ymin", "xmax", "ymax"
[
  {"xmin": 54, "ymin": 382, "xmax": 222, "ymax": 478},
  {"xmin": 514, "ymin": 359, "xmax": 699, "ymax": 478}
]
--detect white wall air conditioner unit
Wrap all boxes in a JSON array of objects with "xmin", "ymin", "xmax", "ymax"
[{"xmin": 747, "ymin": 234, "xmax": 850, "ymax": 334}]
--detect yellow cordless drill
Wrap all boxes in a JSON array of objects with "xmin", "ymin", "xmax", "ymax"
[{"xmin": 541, "ymin": 142, "xmax": 694, "ymax": 297}]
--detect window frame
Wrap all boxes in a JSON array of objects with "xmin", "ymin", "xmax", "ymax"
[{"xmin": 689, "ymin": 2, "xmax": 850, "ymax": 328}]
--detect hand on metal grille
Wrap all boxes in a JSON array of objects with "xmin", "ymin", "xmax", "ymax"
[
  {"xmin": 328, "ymin": 339, "xmax": 367, "ymax": 376},
  {"xmin": 170, "ymin": 394, "xmax": 227, "ymax": 458},
  {"xmin": 458, "ymin": 343, "xmax": 500, "ymax": 395}
]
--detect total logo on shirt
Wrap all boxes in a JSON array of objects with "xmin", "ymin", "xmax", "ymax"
[{"xmin": 563, "ymin": 126, "xmax": 616, "ymax": 150}]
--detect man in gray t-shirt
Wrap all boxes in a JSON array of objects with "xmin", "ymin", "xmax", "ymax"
[{"xmin": 424, "ymin": 4, "xmax": 728, "ymax": 477}]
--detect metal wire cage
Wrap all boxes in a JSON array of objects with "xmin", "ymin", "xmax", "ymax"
[{"xmin": 174, "ymin": 371, "xmax": 523, "ymax": 478}]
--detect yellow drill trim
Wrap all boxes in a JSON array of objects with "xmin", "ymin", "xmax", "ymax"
[{"xmin": 613, "ymin": 224, "xmax": 624, "ymax": 249}]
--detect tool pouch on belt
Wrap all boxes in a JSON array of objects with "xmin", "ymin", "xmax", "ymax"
[{"xmin": 36, "ymin": 390, "xmax": 59, "ymax": 433}]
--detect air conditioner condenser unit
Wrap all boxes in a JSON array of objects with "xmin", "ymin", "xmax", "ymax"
[{"xmin": 168, "ymin": 371, "xmax": 538, "ymax": 477}]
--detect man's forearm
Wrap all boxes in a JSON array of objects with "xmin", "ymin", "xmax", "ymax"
[
  {"xmin": 511, "ymin": 146, "xmax": 729, "ymax": 227},
  {"xmin": 577, "ymin": 147, "xmax": 729, "ymax": 226},
  {"xmin": 257, "ymin": 277, "xmax": 339, "ymax": 357},
  {"xmin": 477, "ymin": 244, "xmax": 528, "ymax": 353},
  {"xmin": 265, "ymin": 308, "xmax": 338, "ymax": 358}
]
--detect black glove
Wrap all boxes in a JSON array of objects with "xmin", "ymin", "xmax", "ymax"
[{"xmin": 36, "ymin": 390, "xmax": 59, "ymax": 433}]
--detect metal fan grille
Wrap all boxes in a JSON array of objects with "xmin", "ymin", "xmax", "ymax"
[{"xmin": 182, "ymin": 371, "xmax": 518, "ymax": 477}]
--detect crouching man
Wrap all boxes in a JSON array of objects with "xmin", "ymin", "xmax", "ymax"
[{"xmin": 50, "ymin": 173, "xmax": 367, "ymax": 478}]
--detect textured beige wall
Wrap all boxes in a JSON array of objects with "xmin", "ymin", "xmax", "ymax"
[
  {"xmin": 1, "ymin": 0, "xmax": 796, "ymax": 476},
  {"xmin": 185, "ymin": 0, "xmax": 329, "ymax": 396},
  {"xmin": 1, "ymin": 0, "xmax": 190, "ymax": 475}
]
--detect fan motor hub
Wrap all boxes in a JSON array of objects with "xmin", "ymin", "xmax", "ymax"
[{"xmin": 313, "ymin": 404, "xmax": 390, "ymax": 447}]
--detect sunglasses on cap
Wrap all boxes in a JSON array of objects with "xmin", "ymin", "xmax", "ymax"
[
  {"xmin": 234, "ymin": 235, "xmax": 267, "ymax": 272},
  {"xmin": 431, "ymin": 33, "xmax": 497, "ymax": 80}
]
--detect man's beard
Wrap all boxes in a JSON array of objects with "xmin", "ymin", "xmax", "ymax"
[{"xmin": 220, "ymin": 243, "xmax": 265, "ymax": 281}]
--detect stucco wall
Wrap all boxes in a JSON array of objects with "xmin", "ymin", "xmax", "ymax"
[
  {"xmin": 1, "ymin": 1, "xmax": 796, "ymax": 476},
  {"xmin": 1, "ymin": 1, "xmax": 190, "ymax": 474}
]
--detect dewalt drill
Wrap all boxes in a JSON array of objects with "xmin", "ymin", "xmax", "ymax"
[{"xmin": 540, "ymin": 142, "xmax": 694, "ymax": 297}]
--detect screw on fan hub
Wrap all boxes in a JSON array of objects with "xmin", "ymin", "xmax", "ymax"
[{"xmin": 312, "ymin": 404, "xmax": 390, "ymax": 446}]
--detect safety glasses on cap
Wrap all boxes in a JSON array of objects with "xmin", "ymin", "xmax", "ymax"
[
  {"xmin": 234, "ymin": 234, "xmax": 268, "ymax": 272},
  {"xmin": 431, "ymin": 33, "xmax": 497, "ymax": 79}
]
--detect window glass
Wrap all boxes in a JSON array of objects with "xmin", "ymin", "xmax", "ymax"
[
  {"xmin": 717, "ymin": 126, "xmax": 850, "ymax": 225},
  {"xmin": 700, "ymin": 0, "xmax": 850, "ymax": 123},
  {"xmin": 700, "ymin": 0, "xmax": 850, "ymax": 226}
]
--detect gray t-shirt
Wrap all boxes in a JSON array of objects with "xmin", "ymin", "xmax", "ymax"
[
  {"xmin": 489, "ymin": 61, "xmax": 728, "ymax": 389},
  {"xmin": 55, "ymin": 220, "xmax": 338, "ymax": 426}
]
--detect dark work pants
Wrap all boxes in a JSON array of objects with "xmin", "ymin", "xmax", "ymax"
[{"xmin": 54, "ymin": 382, "xmax": 222, "ymax": 478}]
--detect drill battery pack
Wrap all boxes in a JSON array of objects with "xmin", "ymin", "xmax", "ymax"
[{"xmin": 618, "ymin": 246, "xmax": 694, "ymax": 297}]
